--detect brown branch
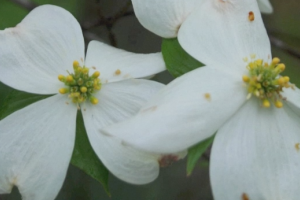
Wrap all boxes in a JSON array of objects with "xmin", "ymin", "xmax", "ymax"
[
  {"xmin": 11, "ymin": 0, "xmax": 300, "ymax": 59},
  {"xmin": 113, "ymin": 1, "xmax": 133, "ymax": 22},
  {"xmin": 11, "ymin": 0, "xmax": 135, "ymax": 47},
  {"xmin": 106, "ymin": 27, "xmax": 117, "ymax": 47},
  {"xmin": 81, "ymin": 18, "xmax": 106, "ymax": 31},
  {"xmin": 202, "ymin": 145, "xmax": 212, "ymax": 161},
  {"xmin": 269, "ymin": 35, "xmax": 300, "ymax": 60},
  {"xmin": 91, "ymin": 0, "xmax": 133, "ymax": 47},
  {"xmin": 10, "ymin": 0, "xmax": 37, "ymax": 11},
  {"xmin": 82, "ymin": 9, "xmax": 134, "ymax": 46}
]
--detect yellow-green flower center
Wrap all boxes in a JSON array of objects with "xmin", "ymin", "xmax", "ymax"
[
  {"xmin": 243, "ymin": 57, "xmax": 294, "ymax": 108},
  {"xmin": 58, "ymin": 60, "xmax": 101, "ymax": 105}
]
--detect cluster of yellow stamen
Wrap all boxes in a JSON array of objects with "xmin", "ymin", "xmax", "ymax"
[
  {"xmin": 242, "ymin": 57, "xmax": 294, "ymax": 108},
  {"xmin": 58, "ymin": 61, "xmax": 101, "ymax": 105}
]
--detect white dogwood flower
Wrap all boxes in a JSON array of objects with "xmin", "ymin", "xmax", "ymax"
[
  {"xmin": 0, "ymin": 5, "xmax": 179, "ymax": 200},
  {"xmin": 101, "ymin": 0, "xmax": 300, "ymax": 199},
  {"xmin": 132, "ymin": 0, "xmax": 273, "ymax": 38}
]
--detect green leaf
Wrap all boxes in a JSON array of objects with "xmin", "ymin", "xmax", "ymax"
[
  {"xmin": 0, "ymin": 82, "xmax": 13, "ymax": 108},
  {"xmin": 0, "ymin": 0, "xmax": 83, "ymax": 31},
  {"xmin": 71, "ymin": 111, "xmax": 110, "ymax": 195},
  {"xmin": 0, "ymin": 0, "xmax": 29, "ymax": 30},
  {"xmin": 162, "ymin": 38, "xmax": 204, "ymax": 77},
  {"xmin": 32, "ymin": 0, "xmax": 84, "ymax": 18},
  {"xmin": 0, "ymin": 88, "xmax": 50, "ymax": 120},
  {"xmin": 186, "ymin": 135, "xmax": 214, "ymax": 176}
]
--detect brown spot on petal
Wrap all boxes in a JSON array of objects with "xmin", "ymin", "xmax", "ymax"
[
  {"xmin": 242, "ymin": 193, "xmax": 250, "ymax": 200},
  {"xmin": 248, "ymin": 11, "xmax": 255, "ymax": 22},
  {"xmin": 295, "ymin": 143, "xmax": 300, "ymax": 151},
  {"xmin": 6, "ymin": 25, "xmax": 22, "ymax": 35},
  {"xmin": 123, "ymin": 74, "xmax": 131, "ymax": 79},
  {"xmin": 150, "ymin": 106, "xmax": 157, "ymax": 111},
  {"xmin": 101, "ymin": 131, "xmax": 112, "ymax": 137},
  {"xmin": 12, "ymin": 177, "xmax": 18, "ymax": 185},
  {"xmin": 204, "ymin": 93, "xmax": 211, "ymax": 101},
  {"xmin": 142, "ymin": 106, "xmax": 157, "ymax": 113},
  {"xmin": 92, "ymin": 66, "xmax": 96, "ymax": 70},
  {"xmin": 121, "ymin": 140, "xmax": 129, "ymax": 146},
  {"xmin": 159, "ymin": 155, "xmax": 179, "ymax": 167},
  {"xmin": 214, "ymin": 0, "xmax": 235, "ymax": 10},
  {"xmin": 175, "ymin": 24, "xmax": 181, "ymax": 35},
  {"xmin": 115, "ymin": 69, "xmax": 121, "ymax": 75}
]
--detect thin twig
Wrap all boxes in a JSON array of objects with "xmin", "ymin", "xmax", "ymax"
[
  {"xmin": 81, "ymin": 10, "xmax": 134, "ymax": 31},
  {"xmin": 93, "ymin": 0, "xmax": 133, "ymax": 46},
  {"xmin": 202, "ymin": 145, "xmax": 211, "ymax": 161},
  {"xmin": 10, "ymin": 0, "xmax": 37, "ymax": 11},
  {"xmin": 269, "ymin": 35, "xmax": 300, "ymax": 60},
  {"xmin": 113, "ymin": 1, "xmax": 132, "ymax": 22},
  {"xmin": 10, "ymin": 0, "xmax": 135, "ymax": 47},
  {"xmin": 10, "ymin": 0, "xmax": 300, "ymax": 59}
]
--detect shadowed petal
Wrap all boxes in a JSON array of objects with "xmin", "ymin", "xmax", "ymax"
[
  {"xmin": 86, "ymin": 130, "xmax": 160, "ymax": 184},
  {"xmin": 81, "ymin": 79, "xmax": 164, "ymax": 129},
  {"xmin": 257, "ymin": 0, "xmax": 273, "ymax": 13},
  {"xmin": 101, "ymin": 66, "xmax": 247, "ymax": 154},
  {"xmin": 81, "ymin": 79, "xmax": 164, "ymax": 183},
  {"xmin": 131, "ymin": 0, "xmax": 202, "ymax": 38},
  {"xmin": 85, "ymin": 41, "xmax": 166, "ymax": 83},
  {"xmin": 282, "ymin": 87, "xmax": 300, "ymax": 117}
]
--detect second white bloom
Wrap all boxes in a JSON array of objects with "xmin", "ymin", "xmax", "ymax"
[
  {"xmin": 102, "ymin": 0, "xmax": 300, "ymax": 199},
  {"xmin": 132, "ymin": 0, "xmax": 273, "ymax": 38}
]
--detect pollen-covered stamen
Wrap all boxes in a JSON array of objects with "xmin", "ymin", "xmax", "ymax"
[
  {"xmin": 243, "ymin": 57, "xmax": 294, "ymax": 108},
  {"xmin": 58, "ymin": 60, "xmax": 101, "ymax": 105}
]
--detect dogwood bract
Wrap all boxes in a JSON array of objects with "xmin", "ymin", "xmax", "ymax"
[
  {"xmin": 101, "ymin": 0, "xmax": 300, "ymax": 199},
  {"xmin": 0, "ymin": 5, "xmax": 178, "ymax": 200},
  {"xmin": 132, "ymin": 0, "xmax": 273, "ymax": 38}
]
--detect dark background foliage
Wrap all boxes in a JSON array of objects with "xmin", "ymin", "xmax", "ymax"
[{"xmin": 0, "ymin": 0, "xmax": 299, "ymax": 199}]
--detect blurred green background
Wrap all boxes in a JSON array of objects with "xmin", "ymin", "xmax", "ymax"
[{"xmin": 0, "ymin": 0, "xmax": 299, "ymax": 199}]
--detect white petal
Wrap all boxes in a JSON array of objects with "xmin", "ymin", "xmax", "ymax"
[
  {"xmin": 0, "ymin": 95, "xmax": 77, "ymax": 200},
  {"xmin": 81, "ymin": 79, "xmax": 164, "ymax": 129},
  {"xmin": 81, "ymin": 79, "xmax": 164, "ymax": 184},
  {"xmin": 83, "ymin": 126, "xmax": 186, "ymax": 184},
  {"xmin": 0, "ymin": 5, "xmax": 85, "ymax": 94},
  {"xmin": 178, "ymin": 0, "xmax": 271, "ymax": 73},
  {"xmin": 86, "ymin": 128, "xmax": 160, "ymax": 184},
  {"xmin": 85, "ymin": 41, "xmax": 166, "ymax": 83},
  {"xmin": 257, "ymin": 0, "xmax": 273, "ymax": 14},
  {"xmin": 101, "ymin": 66, "xmax": 247, "ymax": 154},
  {"xmin": 131, "ymin": 0, "xmax": 202, "ymax": 38},
  {"xmin": 210, "ymin": 99, "xmax": 300, "ymax": 200}
]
